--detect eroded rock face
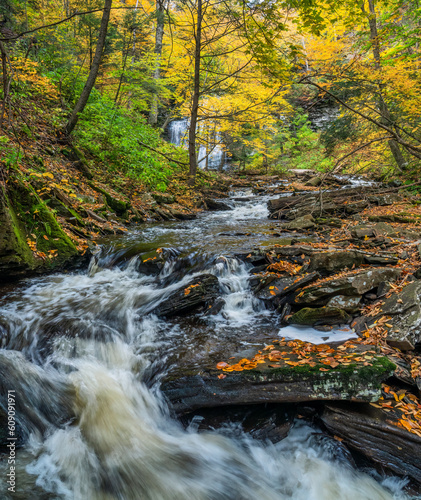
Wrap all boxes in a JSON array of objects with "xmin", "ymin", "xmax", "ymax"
[
  {"xmin": 294, "ymin": 268, "xmax": 401, "ymax": 306},
  {"xmin": 321, "ymin": 404, "xmax": 421, "ymax": 484},
  {"xmin": 380, "ymin": 281, "xmax": 421, "ymax": 350}
]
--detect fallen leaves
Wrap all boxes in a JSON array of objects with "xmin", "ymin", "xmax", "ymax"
[
  {"xmin": 216, "ymin": 338, "xmax": 378, "ymax": 375},
  {"xmin": 373, "ymin": 384, "xmax": 421, "ymax": 438},
  {"xmin": 184, "ymin": 283, "xmax": 200, "ymax": 296}
]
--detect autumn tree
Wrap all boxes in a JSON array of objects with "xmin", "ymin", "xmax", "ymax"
[
  {"xmin": 292, "ymin": 0, "xmax": 421, "ymax": 174},
  {"xmin": 64, "ymin": 0, "xmax": 112, "ymax": 136},
  {"xmin": 148, "ymin": 0, "xmax": 167, "ymax": 126}
]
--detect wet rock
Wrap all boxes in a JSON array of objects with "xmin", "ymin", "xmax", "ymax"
[
  {"xmin": 321, "ymin": 404, "xmax": 421, "ymax": 484},
  {"xmin": 184, "ymin": 404, "xmax": 294, "ymax": 443},
  {"xmin": 255, "ymin": 272, "xmax": 320, "ymax": 302},
  {"xmin": 0, "ymin": 351, "xmax": 74, "ymax": 441},
  {"xmin": 152, "ymin": 274, "xmax": 220, "ymax": 317},
  {"xmin": 204, "ymin": 297, "xmax": 225, "ymax": 316},
  {"xmin": 308, "ymin": 251, "xmax": 364, "ymax": 275},
  {"xmin": 165, "ymin": 206, "xmax": 196, "ymax": 220},
  {"xmin": 162, "ymin": 355, "xmax": 395, "ymax": 415},
  {"xmin": 137, "ymin": 256, "xmax": 165, "ymax": 275},
  {"xmin": 380, "ymin": 281, "xmax": 421, "ymax": 350},
  {"xmin": 204, "ymin": 198, "xmax": 234, "ymax": 211},
  {"xmin": 285, "ymin": 214, "xmax": 315, "ymax": 231},
  {"xmin": 288, "ymin": 307, "xmax": 351, "ymax": 326},
  {"xmin": 295, "ymin": 268, "xmax": 401, "ymax": 306}
]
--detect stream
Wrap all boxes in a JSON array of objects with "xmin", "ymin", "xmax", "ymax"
[{"xmin": 0, "ymin": 186, "xmax": 413, "ymax": 499}]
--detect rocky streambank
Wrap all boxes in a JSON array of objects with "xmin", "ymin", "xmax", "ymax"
[
  {"xmin": 153, "ymin": 172, "xmax": 421, "ymax": 490},
  {"xmin": 2, "ymin": 170, "xmax": 421, "ymax": 495}
]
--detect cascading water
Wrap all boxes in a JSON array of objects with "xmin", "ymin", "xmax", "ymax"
[{"xmin": 0, "ymin": 189, "xmax": 413, "ymax": 499}]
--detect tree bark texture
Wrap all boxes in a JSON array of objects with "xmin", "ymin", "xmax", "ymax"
[
  {"xmin": 188, "ymin": 0, "xmax": 202, "ymax": 185},
  {"xmin": 64, "ymin": 0, "xmax": 112, "ymax": 136},
  {"xmin": 366, "ymin": 0, "xmax": 407, "ymax": 170},
  {"xmin": 148, "ymin": 0, "xmax": 165, "ymax": 126}
]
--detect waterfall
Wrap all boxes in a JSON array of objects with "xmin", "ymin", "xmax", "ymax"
[{"xmin": 168, "ymin": 119, "xmax": 227, "ymax": 170}]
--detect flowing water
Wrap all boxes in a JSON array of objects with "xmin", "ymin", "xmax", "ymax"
[{"xmin": 0, "ymin": 188, "xmax": 413, "ymax": 499}]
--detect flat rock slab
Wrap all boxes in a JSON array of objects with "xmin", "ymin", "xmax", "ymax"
[
  {"xmin": 161, "ymin": 339, "xmax": 395, "ymax": 415},
  {"xmin": 321, "ymin": 403, "xmax": 421, "ymax": 484},
  {"xmin": 294, "ymin": 267, "xmax": 401, "ymax": 306}
]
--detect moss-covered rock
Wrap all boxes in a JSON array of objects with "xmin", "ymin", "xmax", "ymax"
[
  {"xmin": 62, "ymin": 145, "xmax": 93, "ymax": 179},
  {"xmin": 0, "ymin": 177, "xmax": 79, "ymax": 280},
  {"xmin": 88, "ymin": 181, "xmax": 129, "ymax": 216},
  {"xmin": 288, "ymin": 306, "xmax": 351, "ymax": 326},
  {"xmin": 162, "ymin": 354, "xmax": 395, "ymax": 415}
]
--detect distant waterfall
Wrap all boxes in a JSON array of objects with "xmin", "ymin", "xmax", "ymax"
[{"xmin": 168, "ymin": 118, "xmax": 227, "ymax": 170}]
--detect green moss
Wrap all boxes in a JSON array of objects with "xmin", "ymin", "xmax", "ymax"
[
  {"xmin": 7, "ymin": 177, "xmax": 78, "ymax": 268},
  {"xmin": 288, "ymin": 307, "xmax": 351, "ymax": 326},
  {"xmin": 5, "ymin": 194, "xmax": 37, "ymax": 268},
  {"xmin": 88, "ymin": 181, "xmax": 129, "ymax": 216},
  {"xmin": 241, "ymin": 356, "xmax": 395, "ymax": 384}
]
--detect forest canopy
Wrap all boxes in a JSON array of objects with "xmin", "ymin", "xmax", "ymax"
[{"xmin": 1, "ymin": 0, "xmax": 421, "ymax": 184}]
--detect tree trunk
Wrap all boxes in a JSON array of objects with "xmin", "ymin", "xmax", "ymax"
[
  {"xmin": 188, "ymin": 0, "xmax": 202, "ymax": 186},
  {"xmin": 0, "ymin": 41, "xmax": 9, "ymax": 129},
  {"xmin": 148, "ymin": 0, "xmax": 165, "ymax": 126},
  {"xmin": 365, "ymin": 0, "xmax": 407, "ymax": 170},
  {"xmin": 64, "ymin": 0, "xmax": 112, "ymax": 136}
]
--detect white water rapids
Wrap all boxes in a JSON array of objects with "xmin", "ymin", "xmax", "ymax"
[{"xmin": 0, "ymin": 189, "xmax": 413, "ymax": 499}]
